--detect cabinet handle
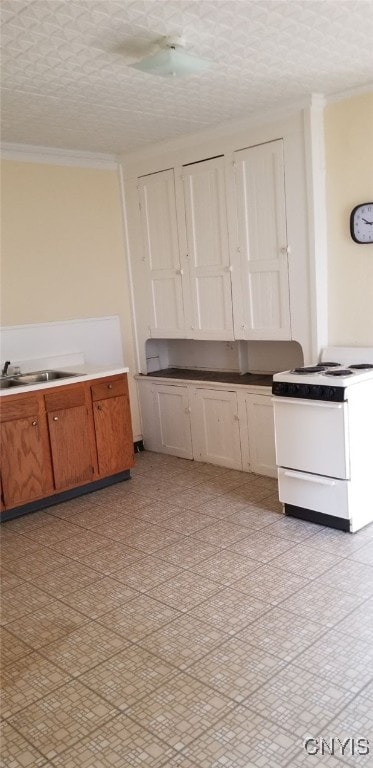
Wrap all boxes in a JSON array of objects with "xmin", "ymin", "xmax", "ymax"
[
  {"xmin": 97, "ymin": 405, "xmax": 103, "ymax": 411},
  {"xmin": 176, "ymin": 268, "xmax": 184, "ymax": 276},
  {"xmin": 185, "ymin": 406, "xmax": 191, "ymax": 414},
  {"xmin": 226, "ymin": 265, "xmax": 233, "ymax": 272},
  {"xmin": 53, "ymin": 416, "xmax": 58, "ymax": 421},
  {"xmin": 107, "ymin": 384, "xmax": 113, "ymax": 390},
  {"xmin": 32, "ymin": 420, "xmax": 37, "ymax": 426}
]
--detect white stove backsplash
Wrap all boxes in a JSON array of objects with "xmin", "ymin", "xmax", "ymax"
[{"xmin": 320, "ymin": 345, "xmax": 373, "ymax": 366}]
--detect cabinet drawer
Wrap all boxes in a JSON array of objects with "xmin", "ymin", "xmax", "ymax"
[
  {"xmin": 91, "ymin": 377, "xmax": 127, "ymax": 401},
  {"xmin": 278, "ymin": 468, "xmax": 350, "ymax": 520},
  {"xmin": 0, "ymin": 395, "xmax": 39, "ymax": 422},
  {"xmin": 44, "ymin": 386, "xmax": 86, "ymax": 412}
]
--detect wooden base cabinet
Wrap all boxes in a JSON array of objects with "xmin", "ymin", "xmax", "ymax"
[
  {"xmin": 0, "ymin": 396, "xmax": 54, "ymax": 509},
  {"xmin": 137, "ymin": 378, "xmax": 276, "ymax": 476},
  {"xmin": 0, "ymin": 374, "xmax": 134, "ymax": 518},
  {"xmin": 44, "ymin": 384, "xmax": 94, "ymax": 491},
  {"xmin": 92, "ymin": 377, "xmax": 134, "ymax": 475}
]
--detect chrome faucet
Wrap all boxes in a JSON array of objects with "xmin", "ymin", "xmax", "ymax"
[{"xmin": 1, "ymin": 361, "xmax": 11, "ymax": 376}]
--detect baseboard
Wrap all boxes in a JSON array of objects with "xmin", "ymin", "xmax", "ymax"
[{"xmin": 1, "ymin": 470, "xmax": 131, "ymax": 522}]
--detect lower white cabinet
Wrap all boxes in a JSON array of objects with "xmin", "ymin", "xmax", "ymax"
[
  {"xmin": 191, "ymin": 387, "xmax": 242, "ymax": 470},
  {"xmin": 137, "ymin": 383, "xmax": 193, "ymax": 459},
  {"xmin": 137, "ymin": 377, "xmax": 277, "ymax": 476},
  {"xmin": 154, "ymin": 384, "xmax": 193, "ymax": 459},
  {"xmin": 238, "ymin": 392, "xmax": 277, "ymax": 478}
]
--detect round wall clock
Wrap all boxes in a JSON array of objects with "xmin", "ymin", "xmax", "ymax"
[{"xmin": 350, "ymin": 203, "xmax": 373, "ymax": 243}]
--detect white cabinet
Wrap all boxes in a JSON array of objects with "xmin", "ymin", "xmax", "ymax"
[
  {"xmin": 190, "ymin": 387, "xmax": 242, "ymax": 470},
  {"xmin": 137, "ymin": 159, "xmax": 234, "ymax": 341},
  {"xmin": 154, "ymin": 384, "xmax": 193, "ymax": 459},
  {"xmin": 137, "ymin": 382, "xmax": 193, "ymax": 459},
  {"xmin": 138, "ymin": 169, "xmax": 186, "ymax": 338},
  {"xmin": 231, "ymin": 139, "xmax": 291, "ymax": 340},
  {"xmin": 137, "ymin": 377, "xmax": 276, "ymax": 476},
  {"xmin": 181, "ymin": 157, "xmax": 234, "ymax": 339},
  {"xmin": 238, "ymin": 392, "xmax": 277, "ymax": 477},
  {"xmin": 136, "ymin": 141, "xmax": 291, "ymax": 346}
]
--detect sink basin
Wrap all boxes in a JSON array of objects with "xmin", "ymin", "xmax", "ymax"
[
  {"xmin": 13, "ymin": 370, "xmax": 81, "ymax": 384},
  {"xmin": 0, "ymin": 370, "xmax": 81, "ymax": 388},
  {"xmin": 0, "ymin": 377, "xmax": 23, "ymax": 389}
]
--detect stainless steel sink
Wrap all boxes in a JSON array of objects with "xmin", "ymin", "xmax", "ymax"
[
  {"xmin": 14, "ymin": 370, "xmax": 81, "ymax": 384},
  {"xmin": 0, "ymin": 377, "xmax": 22, "ymax": 389},
  {"xmin": 0, "ymin": 370, "xmax": 81, "ymax": 388}
]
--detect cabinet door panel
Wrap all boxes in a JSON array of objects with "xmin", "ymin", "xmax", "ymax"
[
  {"xmin": 233, "ymin": 139, "xmax": 291, "ymax": 339},
  {"xmin": 154, "ymin": 385, "xmax": 193, "ymax": 459},
  {"xmin": 138, "ymin": 169, "xmax": 185, "ymax": 337},
  {"xmin": 239, "ymin": 393, "xmax": 277, "ymax": 477},
  {"xmin": 1, "ymin": 416, "xmax": 53, "ymax": 507},
  {"xmin": 191, "ymin": 387, "xmax": 242, "ymax": 469},
  {"xmin": 48, "ymin": 406, "xmax": 93, "ymax": 490},
  {"xmin": 182, "ymin": 157, "xmax": 234, "ymax": 339},
  {"xmin": 93, "ymin": 395, "xmax": 134, "ymax": 476}
]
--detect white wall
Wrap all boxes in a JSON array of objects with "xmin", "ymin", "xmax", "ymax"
[
  {"xmin": 0, "ymin": 159, "xmax": 142, "ymax": 438},
  {"xmin": 325, "ymin": 92, "xmax": 373, "ymax": 346}
]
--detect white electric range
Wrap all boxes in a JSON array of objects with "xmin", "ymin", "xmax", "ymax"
[{"xmin": 272, "ymin": 347, "xmax": 373, "ymax": 532}]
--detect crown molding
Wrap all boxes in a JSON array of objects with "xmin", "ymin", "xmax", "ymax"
[
  {"xmin": 326, "ymin": 81, "xmax": 373, "ymax": 104},
  {"xmin": 118, "ymin": 96, "xmax": 312, "ymax": 165},
  {"xmin": 0, "ymin": 142, "xmax": 118, "ymax": 169}
]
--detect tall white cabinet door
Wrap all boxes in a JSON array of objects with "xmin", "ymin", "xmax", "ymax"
[
  {"xmin": 153, "ymin": 384, "xmax": 193, "ymax": 459},
  {"xmin": 181, "ymin": 157, "xmax": 234, "ymax": 340},
  {"xmin": 232, "ymin": 140, "xmax": 291, "ymax": 340},
  {"xmin": 191, "ymin": 387, "xmax": 242, "ymax": 469},
  {"xmin": 138, "ymin": 170, "xmax": 186, "ymax": 338},
  {"xmin": 238, "ymin": 392, "xmax": 277, "ymax": 477}
]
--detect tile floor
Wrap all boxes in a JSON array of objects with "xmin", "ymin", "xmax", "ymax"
[{"xmin": 1, "ymin": 451, "xmax": 373, "ymax": 767}]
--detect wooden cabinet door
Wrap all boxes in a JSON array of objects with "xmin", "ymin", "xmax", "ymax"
[
  {"xmin": 0, "ymin": 415, "xmax": 53, "ymax": 507},
  {"xmin": 48, "ymin": 405, "xmax": 93, "ymax": 490},
  {"xmin": 93, "ymin": 395, "xmax": 134, "ymax": 476},
  {"xmin": 238, "ymin": 392, "xmax": 277, "ymax": 477},
  {"xmin": 138, "ymin": 169, "xmax": 186, "ymax": 338},
  {"xmin": 153, "ymin": 384, "xmax": 193, "ymax": 459},
  {"xmin": 190, "ymin": 387, "xmax": 242, "ymax": 470},
  {"xmin": 181, "ymin": 157, "xmax": 234, "ymax": 339},
  {"xmin": 232, "ymin": 139, "xmax": 291, "ymax": 340},
  {"xmin": 0, "ymin": 474, "xmax": 4, "ymax": 512}
]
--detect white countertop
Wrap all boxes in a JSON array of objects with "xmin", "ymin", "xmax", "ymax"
[{"xmin": 0, "ymin": 364, "xmax": 129, "ymax": 397}]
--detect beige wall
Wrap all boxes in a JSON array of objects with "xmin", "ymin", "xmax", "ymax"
[
  {"xmin": 325, "ymin": 93, "xmax": 373, "ymax": 346},
  {"xmin": 0, "ymin": 159, "xmax": 141, "ymax": 437}
]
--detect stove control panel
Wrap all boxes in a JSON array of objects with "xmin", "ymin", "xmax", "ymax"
[{"xmin": 272, "ymin": 382, "xmax": 346, "ymax": 402}]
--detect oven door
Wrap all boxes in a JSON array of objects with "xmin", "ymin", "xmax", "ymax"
[{"xmin": 273, "ymin": 397, "xmax": 350, "ymax": 479}]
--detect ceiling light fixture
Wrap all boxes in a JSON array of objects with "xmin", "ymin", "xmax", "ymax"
[{"xmin": 130, "ymin": 36, "xmax": 211, "ymax": 78}]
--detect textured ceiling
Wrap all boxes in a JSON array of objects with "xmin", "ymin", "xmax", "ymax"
[{"xmin": 1, "ymin": 0, "xmax": 373, "ymax": 156}]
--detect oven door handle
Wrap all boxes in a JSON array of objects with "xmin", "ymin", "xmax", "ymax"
[
  {"xmin": 283, "ymin": 470, "xmax": 336, "ymax": 486},
  {"xmin": 272, "ymin": 397, "xmax": 344, "ymax": 409}
]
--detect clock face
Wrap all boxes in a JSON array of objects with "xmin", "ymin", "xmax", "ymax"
[{"xmin": 350, "ymin": 203, "xmax": 373, "ymax": 243}]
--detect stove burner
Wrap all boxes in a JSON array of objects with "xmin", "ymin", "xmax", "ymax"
[
  {"xmin": 348, "ymin": 364, "xmax": 373, "ymax": 370},
  {"xmin": 320, "ymin": 362, "xmax": 341, "ymax": 367},
  {"xmin": 291, "ymin": 366, "xmax": 327, "ymax": 374},
  {"xmin": 325, "ymin": 369, "xmax": 354, "ymax": 377}
]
